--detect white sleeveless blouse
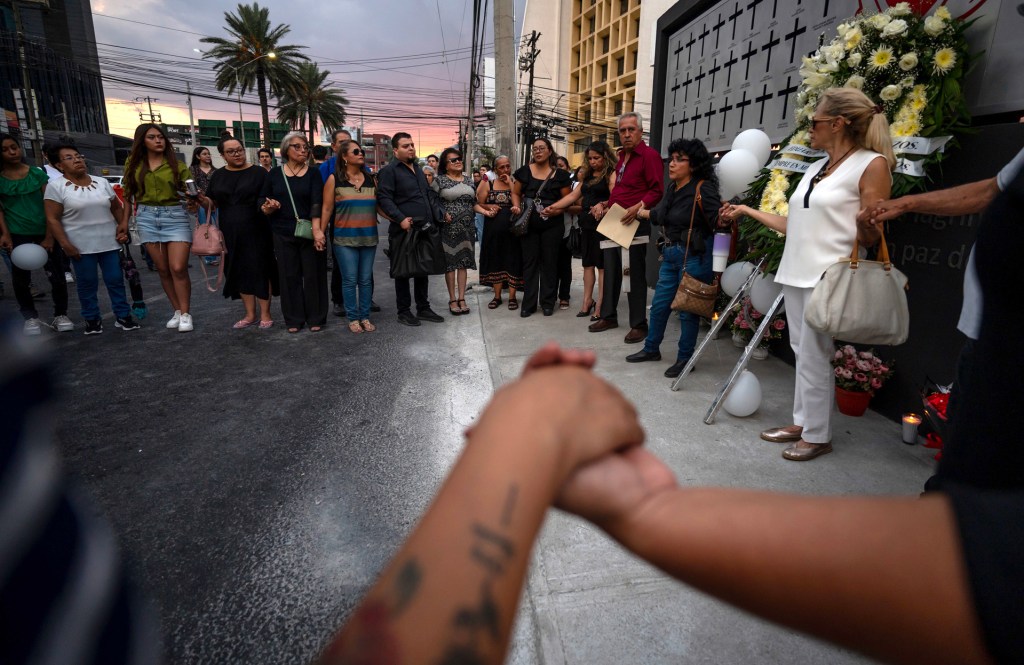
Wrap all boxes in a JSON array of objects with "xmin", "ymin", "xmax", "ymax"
[{"xmin": 775, "ymin": 149, "xmax": 886, "ymax": 288}]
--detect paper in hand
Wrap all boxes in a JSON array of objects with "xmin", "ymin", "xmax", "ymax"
[{"xmin": 596, "ymin": 203, "xmax": 639, "ymax": 249}]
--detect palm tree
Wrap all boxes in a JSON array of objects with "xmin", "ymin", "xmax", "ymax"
[
  {"xmin": 277, "ymin": 63, "xmax": 349, "ymax": 143},
  {"xmin": 200, "ymin": 2, "xmax": 307, "ymax": 145}
]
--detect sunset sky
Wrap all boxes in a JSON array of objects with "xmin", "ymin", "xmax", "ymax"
[{"xmin": 93, "ymin": 0, "xmax": 523, "ymax": 156}]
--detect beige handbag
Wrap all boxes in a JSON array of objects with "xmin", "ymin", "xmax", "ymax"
[
  {"xmin": 670, "ymin": 180, "xmax": 719, "ymax": 318},
  {"xmin": 804, "ymin": 228, "xmax": 909, "ymax": 345}
]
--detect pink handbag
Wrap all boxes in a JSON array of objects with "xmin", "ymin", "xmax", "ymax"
[{"xmin": 191, "ymin": 201, "xmax": 226, "ymax": 292}]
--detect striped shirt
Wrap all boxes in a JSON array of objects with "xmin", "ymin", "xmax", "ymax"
[{"xmin": 331, "ymin": 172, "xmax": 379, "ymax": 247}]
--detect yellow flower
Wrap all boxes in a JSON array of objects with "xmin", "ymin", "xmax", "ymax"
[
  {"xmin": 870, "ymin": 46, "xmax": 894, "ymax": 70},
  {"xmin": 910, "ymin": 96, "xmax": 927, "ymax": 112},
  {"xmin": 935, "ymin": 6, "xmax": 952, "ymax": 20},
  {"xmin": 844, "ymin": 28, "xmax": 863, "ymax": 50},
  {"xmin": 933, "ymin": 47, "xmax": 957, "ymax": 74}
]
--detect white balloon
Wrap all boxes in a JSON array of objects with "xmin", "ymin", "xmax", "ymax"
[
  {"xmin": 11, "ymin": 243, "xmax": 48, "ymax": 271},
  {"xmin": 723, "ymin": 370, "xmax": 762, "ymax": 417},
  {"xmin": 750, "ymin": 271, "xmax": 785, "ymax": 315},
  {"xmin": 720, "ymin": 261, "xmax": 755, "ymax": 297},
  {"xmin": 717, "ymin": 149, "xmax": 761, "ymax": 198},
  {"xmin": 731, "ymin": 129, "xmax": 773, "ymax": 166}
]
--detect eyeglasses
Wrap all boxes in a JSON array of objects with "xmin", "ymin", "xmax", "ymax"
[
  {"xmin": 349, "ymin": 148, "xmax": 363, "ymax": 155},
  {"xmin": 811, "ymin": 117, "xmax": 834, "ymax": 126},
  {"xmin": 60, "ymin": 154, "xmax": 86, "ymax": 162},
  {"xmin": 448, "ymin": 157, "xmax": 463, "ymax": 163},
  {"xmin": 223, "ymin": 148, "xmax": 245, "ymax": 156},
  {"xmin": 670, "ymin": 156, "xmax": 690, "ymax": 164},
  {"xmin": 288, "ymin": 144, "xmax": 309, "ymax": 152}
]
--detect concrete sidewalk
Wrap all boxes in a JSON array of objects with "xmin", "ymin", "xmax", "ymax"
[{"xmin": 465, "ymin": 263, "xmax": 936, "ymax": 665}]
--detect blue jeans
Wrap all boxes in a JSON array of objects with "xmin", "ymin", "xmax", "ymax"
[
  {"xmin": 645, "ymin": 245, "xmax": 713, "ymax": 361},
  {"xmin": 72, "ymin": 249, "xmax": 130, "ymax": 320},
  {"xmin": 474, "ymin": 212, "xmax": 484, "ymax": 244},
  {"xmin": 334, "ymin": 244, "xmax": 376, "ymax": 320}
]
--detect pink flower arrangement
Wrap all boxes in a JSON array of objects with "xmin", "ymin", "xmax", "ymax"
[
  {"xmin": 729, "ymin": 296, "xmax": 786, "ymax": 346},
  {"xmin": 831, "ymin": 345, "xmax": 895, "ymax": 395}
]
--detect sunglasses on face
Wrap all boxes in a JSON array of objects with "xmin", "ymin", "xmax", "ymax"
[
  {"xmin": 349, "ymin": 148, "xmax": 363, "ymax": 156},
  {"xmin": 448, "ymin": 157, "xmax": 463, "ymax": 163}
]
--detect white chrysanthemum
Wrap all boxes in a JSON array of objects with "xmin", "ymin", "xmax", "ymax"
[
  {"xmin": 882, "ymin": 19, "xmax": 908, "ymax": 38},
  {"xmin": 923, "ymin": 15, "xmax": 946, "ymax": 36},
  {"xmin": 899, "ymin": 52, "xmax": 918, "ymax": 71},
  {"xmin": 845, "ymin": 75, "xmax": 865, "ymax": 90},
  {"xmin": 900, "ymin": 76, "xmax": 915, "ymax": 88},
  {"xmin": 880, "ymin": 85, "xmax": 901, "ymax": 101},
  {"xmin": 836, "ymin": 22, "xmax": 852, "ymax": 37},
  {"xmin": 889, "ymin": 2, "xmax": 911, "ymax": 16},
  {"xmin": 869, "ymin": 13, "xmax": 892, "ymax": 29},
  {"xmin": 935, "ymin": 6, "xmax": 952, "ymax": 20},
  {"xmin": 844, "ymin": 27, "xmax": 863, "ymax": 50},
  {"xmin": 822, "ymin": 44, "xmax": 845, "ymax": 64},
  {"xmin": 803, "ymin": 72, "xmax": 832, "ymax": 89},
  {"xmin": 933, "ymin": 47, "xmax": 957, "ymax": 74},
  {"xmin": 870, "ymin": 46, "xmax": 894, "ymax": 70},
  {"xmin": 847, "ymin": 52, "xmax": 863, "ymax": 68}
]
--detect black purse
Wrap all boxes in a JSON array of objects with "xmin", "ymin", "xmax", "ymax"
[
  {"xmin": 511, "ymin": 168, "xmax": 556, "ymax": 236},
  {"xmin": 567, "ymin": 222, "xmax": 582, "ymax": 258}
]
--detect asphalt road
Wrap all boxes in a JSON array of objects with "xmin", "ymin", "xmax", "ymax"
[{"xmin": 6, "ymin": 251, "xmax": 492, "ymax": 663}]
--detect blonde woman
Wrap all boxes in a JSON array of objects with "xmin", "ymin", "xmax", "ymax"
[{"xmin": 722, "ymin": 88, "xmax": 894, "ymax": 462}]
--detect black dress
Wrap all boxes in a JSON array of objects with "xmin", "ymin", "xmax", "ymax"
[
  {"xmin": 206, "ymin": 165, "xmax": 278, "ymax": 300},
  {"xmin": 478, "ymin": 182, "xmax": 523, "ymax": 289},
  {"xmin": 513, "ymin": 164, "xmax": 572, "ymax": 313},
  {"xmin": 577, "ymin": 175, "xmax": 611, "ymax": 269}
]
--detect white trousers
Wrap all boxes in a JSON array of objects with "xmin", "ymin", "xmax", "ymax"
[{"xmin": 782, "ymin": 284, "xmax": 835, "ymax": 444}]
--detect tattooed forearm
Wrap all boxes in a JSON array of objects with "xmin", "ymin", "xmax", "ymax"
[
  {"xmin": 392, "ymin": 560, "xmax": 422, "ymax": 616},
  {"xmin": 500, "ymin": 485, "xmax": 518, "ymax": 527}
]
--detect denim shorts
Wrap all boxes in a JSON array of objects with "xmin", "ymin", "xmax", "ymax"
[{"xmin": 135, "ymin": 204, "xmax": 191, "ymax": 244}]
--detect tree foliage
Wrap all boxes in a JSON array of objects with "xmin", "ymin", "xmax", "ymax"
[{"xmin": 277, "ymin": 63, "xmax": 349, "ymax": 143}]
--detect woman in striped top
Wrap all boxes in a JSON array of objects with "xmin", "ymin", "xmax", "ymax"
[{"xmin": 321, "ymin": 140, "xmax": 379, "ymax": 333}]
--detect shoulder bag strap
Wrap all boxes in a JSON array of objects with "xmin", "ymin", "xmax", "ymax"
[
  {"xmin": 280, "ymin": 168, "xmax": 301, "ymax": 222},
  {"xmin": 681, "ymin": 180, "xmax": 704, "ymax": 266}
]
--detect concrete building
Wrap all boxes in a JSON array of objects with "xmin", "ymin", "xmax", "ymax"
[
  {"xmin": 518, "ymin": 0, "xmax": 673, "ymax": 168},
  {"xmin": 0, "ymin": 0, "xmax": 114, "ymax": 165}
]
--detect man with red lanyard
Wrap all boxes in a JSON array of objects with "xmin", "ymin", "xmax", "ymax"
[{"xmin": 588, "ymin": 112, "xmax": 664, "ymax": 343}]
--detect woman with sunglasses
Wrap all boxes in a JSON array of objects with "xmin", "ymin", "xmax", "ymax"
[
  {"xmin": 432, "ymin": 147, "xmax": 477, "ymax": 315},
  {"xmin": 122, "ymin": 123, "xmax": 195, "ymax": 331},
  {"xmin": 259, "ymin": 132, "xmax": 326, "ymax": 333},
  {"xmin": 200, "ymin": 137, "xmax": 277, "ymax": 329},
  {"xmin": 511, "ymin": 138, "xmax": 572, "ymax": 317},
  {"xmin": 321, "ymin": 140, "xmax": 379, "ymax": 333}
]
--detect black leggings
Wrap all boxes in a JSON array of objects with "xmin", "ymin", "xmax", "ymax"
[{"xmin": 10, "ymin": 234, "xmax": 68, "ymax": 320}]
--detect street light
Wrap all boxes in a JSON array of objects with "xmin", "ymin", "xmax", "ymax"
[{"xmin": 195, "ymin": 49, "xmax": 276, "ymax": 146}]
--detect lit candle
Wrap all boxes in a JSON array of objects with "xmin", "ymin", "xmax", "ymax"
[
  {"xmin": 712, "ymin": 233, "xmax": 731, "ymax": 272},
  {"xmin": 902, "ymin": 413, "xmax": 922, "ymax": 444}
]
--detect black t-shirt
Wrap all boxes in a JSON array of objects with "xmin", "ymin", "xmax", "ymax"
[
  {"xmin": 513, "ymin": 164, "xmax": 571, "ymax": 208},
  {"xmin": 945, "ymin": 484, "xmax": 1024, "ymax": 663},
  {"xmin": 258, "ymin": 165, "xmax": 324, "ymax": 237},
  {"xmin": 649, "ymin": 179, "xmax": 722, "ymax": 246}
]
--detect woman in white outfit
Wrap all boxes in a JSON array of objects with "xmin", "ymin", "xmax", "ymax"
[{"xmin": 721, "ymin": 88, "xmax": 894, "ymax": 461}]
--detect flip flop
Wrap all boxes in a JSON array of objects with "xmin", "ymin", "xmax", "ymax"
[{"xmin": 233, "ymin": 318, "xmax": 257, "ymax": 329}]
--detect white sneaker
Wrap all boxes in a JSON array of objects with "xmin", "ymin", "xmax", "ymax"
[
  {"xmin": 65, "ymin": 271, "xmax": 74, "ymax": 283},
  {"xmin": 178, "ymin": 312, "xmax": 193, "ymax": 332},
  {"xmin": 23, "ymin": 318, "xmax": 42, "ymax": 336},
  {"xmin": 166, "ymin": 310, "xmax": 182, "ymax": 329},
  {"xmin": 51, "ymin": 315, "xmax": 74, "ymax": 332}
]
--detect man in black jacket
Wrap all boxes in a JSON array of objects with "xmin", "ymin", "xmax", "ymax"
[{"xmin": 376, "ymin": 133, "xmax": 445, "ymax": 326}]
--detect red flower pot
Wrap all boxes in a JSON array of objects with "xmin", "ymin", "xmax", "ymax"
[{"xmin": 835, "ymin": 387, "xmax": 872, "ymax": 417}]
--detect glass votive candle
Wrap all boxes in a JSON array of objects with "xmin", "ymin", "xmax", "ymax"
[
  {"xmin": 902, "ymin": 413, "xmax": 922, "ymax": 444},
  {"xmin": 712, "ymin": 233, "xmax": 731, "ymax": 272}
]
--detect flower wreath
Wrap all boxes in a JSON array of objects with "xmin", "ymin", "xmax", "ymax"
[{"xmin": 739, "ymin": 2, "xmax": 974, "ymax": 270}]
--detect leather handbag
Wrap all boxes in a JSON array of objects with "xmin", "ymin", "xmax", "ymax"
[
  {"xmin": 805, "ymin": 228, "xmax": 909, "ymax": 345},
  {"xmin": 190, "ymin": 201, "xmax": 226, "ymax": 292},
  {"xmin": 567, "ymin": 221, "xmax": 582, "ymax": 258},
  {"xmin": 670, "ymin": 181, "xmax": 718, "ymax": 318},
  {"xmin": 511, "ymin": 168, "xmax": 556, "ymax": 236},
  {"xmin": 281, "ymin": 168, "xmax": 315, "ymax": 240}
]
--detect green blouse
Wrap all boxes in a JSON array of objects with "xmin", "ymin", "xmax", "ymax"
[
  {"xmin": 0, "ymin": 166, "xmax": 49, "ymax": 235},
  {"xmin": 125, "ymin": 159, "xmax": 191, "ymax": 206}
]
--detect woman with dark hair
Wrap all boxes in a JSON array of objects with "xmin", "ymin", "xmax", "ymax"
[
  {"xmin": 0, "ymin": 133, "xmax": 72, "ymax": 335},
  {"xmin": 545, "ymin": 141, "xmax": 617, "ymax": 319},
  {"xmin": 432, "ymin": 147, "xmax": 477, "ymax": 315},
  {"xmin": 320, "ymin": 139, "xmax": 379, "ymax": 333},
  {"xmin": 552, "ymin": 154, "xmax": 574, "ymax": 310},
  {"xmin": 259, "ymin": 132, "xmax": 326, "ymax": 332},
  {"xmin": 510, "ymin": 138, "xmax": 572, "ymax": 317},
  {"xmin": 122, "ymin": 123, "xmax": 195, "ymax": 331},
  {"xmin": 190, "ymin": 146, "xmax": 219, "ymax": 267},
  {"xmin": 475, "ymin": 155, "xmax": 522, "ymax": 309},
  {"xmin": 199, "ymin": 137, "xmax": 277, "ymax": 329},
  {"xmin": 627, "ymin": 138, "xmax": 721, "ymax": 379}
]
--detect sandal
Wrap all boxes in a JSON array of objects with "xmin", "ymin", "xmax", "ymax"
[
  {"xmin": 458, "ymin": 299, "xmax": 469, "ymax": 314},
  {"xmin": 360, "ymin": 319, "xmax": 376, "ymax": 332},
  {"xmin": 348, "ymin": 320, "xmax": 363, "ymax": 334},
  {"xmin": 449, "ymin": 299, "xmax": 461, "ymax": 315},
  {"xmin": 310, "ymin": 325, "xmax": 323, "ymax": 333},
  {"xmin": 287, "ymin": 327, "xmax": 301, "ymax": 334},
  {"xmin": 559, "ymin": 299, "xmax": 570, "ymax": 310},
  {"xmin": 508, "ymin": 298, "xmax": 519, "ymax": 311},
  {"xmin": 233, "ymin": 318, "xmax": 257, "ymax": 329},
  {"xmin": 488, "ymin": 297, "xmax": 502, "ymax": 309},
  {"xmin": 259, "ymin": 319, "xmax": 274, "ymax": 329}
]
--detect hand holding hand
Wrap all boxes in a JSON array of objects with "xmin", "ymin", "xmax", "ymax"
[
  {"xmin": 591, "ymin": 202, "xmax": 606, "ymax": 220},
  {"xmin": 262, "ymin": 198, "xmax": 281, "ymax": 214},
  {"xmin": 115, "ymin": 225, "xmax": 129, "ymax": 244},
  {"xmin": 40, "ymin": 236, "xmax": 54, "ymax": 252},
  {"xmin": 510, "ymin": 205, "xmax": 522, "ymax": 216},
  {"xmin": 61, "ymin": 242, "xmax": 81, "ymax": 260},
  {"xmin": 485, "ymin": 206, "xmax": 499, "ymax": 218}
]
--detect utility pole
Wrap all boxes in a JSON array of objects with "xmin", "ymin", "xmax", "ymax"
[
  {"xmin": 518, "ymin": 31, "xmax": 541, "ymax": 166},
  {"xmin": 12, "ymin": 2, "xmax": 43, "ymax": 165},
  {"xmin": 136, "ymin": 97, "xmax": 162, "ymax": 124},
  {"xmin": 493, "ymin": 0, "xmax": 516, "ymax": 162},
  {"xmin": 185, "ymin": 82, "xmax": 197, "ymax": 147}
]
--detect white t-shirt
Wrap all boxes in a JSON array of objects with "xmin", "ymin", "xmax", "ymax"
[
  {"xmin": 44, "ymin": 164, "xmax": 63, "ymax": 182},
  {"xmin": 44, "ymin": 177, "xmax": 120, "ymax": 255}
]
